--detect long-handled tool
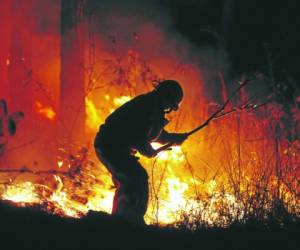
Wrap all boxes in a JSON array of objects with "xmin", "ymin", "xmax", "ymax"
[{"xmin": 154, "ymin": 78, "xmax": 252, "ymax": 154}]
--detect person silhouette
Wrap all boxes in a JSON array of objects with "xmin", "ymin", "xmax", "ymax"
[{"xmin": 94, "ymin": 80, "xmax": 187, "ymax": 225}]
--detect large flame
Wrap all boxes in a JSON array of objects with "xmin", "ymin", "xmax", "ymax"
[{"xmin": 1, "ymin": 87, "xmax": 299, "ymax": 226}]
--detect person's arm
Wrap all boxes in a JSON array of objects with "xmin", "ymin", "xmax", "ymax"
[
  {"xmin": 135, "ymin": 141, "xmax": 157, "ymax": 158},
  {"xmin": 155, "ymin": 130, "xmax": 188, "ymax": 145}
]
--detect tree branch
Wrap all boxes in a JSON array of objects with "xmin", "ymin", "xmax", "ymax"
[{"xmin": 154, "ymin": 77, "xmax": 251, "ymax": 154}]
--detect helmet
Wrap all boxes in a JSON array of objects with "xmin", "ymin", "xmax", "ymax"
[{"xmin": 155, "ymin": 80, "xmax": 183, "ymax": 111}]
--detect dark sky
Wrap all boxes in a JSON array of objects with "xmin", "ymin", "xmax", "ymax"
[{"xmin": 162, "ymin": 0, "xmax": 300, "ymax": 84}]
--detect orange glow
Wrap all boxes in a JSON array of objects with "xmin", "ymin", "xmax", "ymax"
[
  {"xmin": 113, "ymin": 96, "xmax": 132, "ymax": 106},
  {"xmin": 34, "ymin": 101, "xmax": 56, "ymax": 120},
  {"xmin": 1, "ymin": 182, "xmax": 40, "ymax": 204},
  {"xmin": 85, "ymin": 97, "xmax": 103, "ymax": 131},
  {"xmin": 1, "ymin": 48, "xmax": 299, "ymax": 226},
  {"xmin": 1, "ymin": 49, "xmax": 299, "ymax": 226},
  {"xmin": 0, "ymin": 2, "xmax": 299, "ymax": 227},
  {"xmin": 57, "ymin": 160, "xmax": 63, "ymax": 168}
]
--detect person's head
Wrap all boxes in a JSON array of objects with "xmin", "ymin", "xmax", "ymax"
[{"xmin": 154, "ymin": 80, "xmax": 183, "ymax": 113}]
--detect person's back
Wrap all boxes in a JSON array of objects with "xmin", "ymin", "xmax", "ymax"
[{"xmin": 94, "ymin": 91, "xmax": 165, "ymax": 154}]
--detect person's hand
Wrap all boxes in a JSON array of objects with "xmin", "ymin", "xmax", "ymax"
[{"xmin": 171, "ymin": 133, "xmax": 188, "ymax": 145}]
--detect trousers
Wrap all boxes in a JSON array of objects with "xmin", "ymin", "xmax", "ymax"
[{"xmin": 95, "ymin": 145, "xmax": 149, "ymax": 224}]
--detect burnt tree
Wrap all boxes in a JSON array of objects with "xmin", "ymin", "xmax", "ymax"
[{"xmin": 60, "ymin": 0, "xmax": 86, "ymax": 140}]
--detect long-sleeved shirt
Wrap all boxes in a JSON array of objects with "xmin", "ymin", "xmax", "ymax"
[{"xmin": 94, "ymin": 91, "xmax": 174, "ymax": 156}]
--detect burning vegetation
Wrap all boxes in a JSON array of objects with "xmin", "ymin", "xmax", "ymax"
[{"xmin": 0, "ymin": 0, "xmax": 299, "ymax": 229}]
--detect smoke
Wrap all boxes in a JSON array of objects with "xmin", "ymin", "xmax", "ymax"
[
  {"xmin": 89, "ymin": 0, "xmax": 231, "ymax": 100},
  {"xmin": 2, "ymin": 0, "xmax": 231, "ymax": 169},
  {"xmin": 30, "ymin": 0, "xmax": 60, "ymax": 35}
]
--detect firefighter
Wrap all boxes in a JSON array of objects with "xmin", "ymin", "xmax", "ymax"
[
  {"xmin": 0, "ymin": 99, "xmax": 24, "ymax": 156},
  {"xmin": 94, "ymin": 80, "xmax": 188, "ymax": 225}
]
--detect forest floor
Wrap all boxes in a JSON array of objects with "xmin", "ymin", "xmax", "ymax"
[{"xmin": 0, "ymin": 201, "xmax": 299, "ymax": 250}]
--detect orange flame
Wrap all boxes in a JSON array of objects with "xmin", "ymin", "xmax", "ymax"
[
  {"xmin": 34, "ymin": 101, "xmax": 56, "ymax": 120},
  {"xmin": 1, "ymin": 47, "xmax": 299, "ymax": 227}
]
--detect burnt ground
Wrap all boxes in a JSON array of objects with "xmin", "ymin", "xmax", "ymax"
[{"xmin": 0, "ymin": 201, "xmax": 299, "ymax": 250}]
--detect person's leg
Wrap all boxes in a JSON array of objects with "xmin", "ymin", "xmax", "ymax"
[
  {"xmin": 133, "ymin": 166, "xmax": 149, "ymax": 219},
  {"xmin": 95, "ymin": 147, "xmax": 149, "ymax": 224},
  {"xmin": 94, "ymin": 148, "xmax": 127, "ymax": 215},
  {"xmin": 111, "ymin": 156, "xmax": 149, "ymax": 224}
]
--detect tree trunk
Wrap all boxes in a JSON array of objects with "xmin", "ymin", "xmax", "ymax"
[
  {"xmin": 60, "ymin": 0, "xmax": 86, "ymax": 140},
  {"xmin": 0, "ymin": 0, "xmax": 12, "ymax": 102},
  {"xmin": 8, "ymin": 0, "xmax": 33, "ymax": 114}
]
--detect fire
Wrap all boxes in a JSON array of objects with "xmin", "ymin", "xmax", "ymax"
[
  {"xmin": 141, "ymin": 142, "xmax": 192, "ymax": 224},
  {"xmin": 1, "ymin": 83, "xmax": 299, "ymax": 226},
  {"xmin": 0, "ymin": 16, "xmax": 299, "ymax": 227},
  {"xmin": 57, "ymin": 160, "xmax": 63, "ymax": 168},
  {"xmin": 109, "ymin": 96, "xmax": 133, "ymax": 113},
  {"xmin": 86, "ymin": 175, "xmax": 114, "ymax": 213},
  {"xmin": 85, "ymin": 96, "xmax": 133, "ymax": 131},
  {"xmin": 154, "ymin": 177, "xmax": 189, "ymax": 224},
  {"xmin": 152, "ymin": 143, "xmax": 185, "ymax": 162},
  {"xmin": 85, "ymin": 97, "xmax": 103, "ymax": 131},
  {"xmin": 34, "ymin": 101, "xmax": 56, "ymax": 120},
  {"xmin": 113, "ymin": 96, "xmax": 132, "ymax": 106},
  {"xmin": 1, "ymin": 182, "xmax": 40, "ymax": 204},
  {"xmin": 48, "ymin": 175, "xmax": 87, "ymax": 218}
]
